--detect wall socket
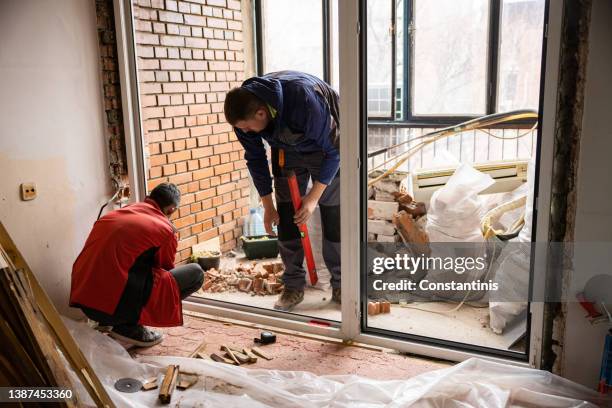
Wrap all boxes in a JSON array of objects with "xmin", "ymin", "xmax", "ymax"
[{"xmin": 20, "ymin": 183, "xmax": 37, "ymax": 201}]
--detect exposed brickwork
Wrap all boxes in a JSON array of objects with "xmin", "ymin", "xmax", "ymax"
[
  {"xmin": 95, "ymin": 0, "xmax": 129, "ymax": 186},
  {"xmin": 132, "ymin": 0, "xmax": 249, "ymax": 262}
]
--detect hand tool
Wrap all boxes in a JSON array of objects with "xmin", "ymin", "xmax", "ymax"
[{"xmin": 279, "ymin": 149, "xmax": 318, "ymax": 286}]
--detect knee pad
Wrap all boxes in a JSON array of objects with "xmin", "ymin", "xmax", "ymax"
[
  {"xmin": 276, "ymin": 202, "xmax": 301, "ymax": 241},
  {"xmin": 319, "ymin": 204, "xmax": 341, "ymax": 242}
]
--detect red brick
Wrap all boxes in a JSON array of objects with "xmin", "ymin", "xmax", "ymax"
[
  {"xmin": 160, "ymin": 58, "xmax": 185, "ymax": 70},
  {"xmin": 165, "ymin": 128, "xmax": 189, "ymax": 140},
  {"xmin": 149, "ymin": 166, "xmax": 163, "ymax": 178},
  {"xmin": 193, "ymin": 167, "xmax": 214, "ymax": 180},
  {"xmin": 159, "ymin": 10, "xmax": 183, "ymax": 23},
  {"xmin": 160, "ymin": 35, "xmax": 185, "ymax": 47},
  {"xmin": 164, "ymin": 105, "xmax": 189, "ymax": 117},
  {"xmin": 196, "ymin": 208, "xmax": 216, "ymax": 223},
  {"xmin": 168, "ymin": 149, "xmax": 191, "ymax": 163},
  {"xmin": 214, "ymin": 162, "xmax": 233, "ymax": 175},
  {"xmin": 150, "ymin": 154, "xmax": 167, "ymax": 166},
  {"xmin": 184, "ymin": 14, "xmax": 206, "ymax": 26},
  {"xmin": 169, "ymin": 172, "xmax": 193, "ymax": 185},
  {"xmin": 162, "ymin": 163, "xmax": 176, "ymax": 175},
  {"xmin": 207, "ymin": 17, "xmax": 227, "ymax": 29},
  {"xmin": 162, "ymin": 82, "xmax": 188, "ymax": 93}
]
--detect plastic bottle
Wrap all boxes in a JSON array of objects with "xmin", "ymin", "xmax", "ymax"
[{"xmin": 246, "ymin": 208, "xmax": 264, "ymax": 237}]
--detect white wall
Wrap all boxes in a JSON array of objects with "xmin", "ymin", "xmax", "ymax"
[
  {"xmin": 562, "ymin": 0, "xmax": 612, "ymax": 389},
  {"xmin": 0, "ymin": 0, "xmax": 111, "ymax": 317}
]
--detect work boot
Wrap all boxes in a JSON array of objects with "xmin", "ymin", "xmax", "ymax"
[
  {"xmin": 332, "ymin": 288, "xmax": 341, "ymax": 304},
  {"xmin": 109, "ymin": 324, "xmax": 163, "ymax": 347},
  {"xmin": 274, "ymin": 288, "xmax": 304, "ymax": 311}
]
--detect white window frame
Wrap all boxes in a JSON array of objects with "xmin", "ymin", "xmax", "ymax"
[{"xmin": 115, "ymin": 0, "xmax": 564, "ymax": 368}]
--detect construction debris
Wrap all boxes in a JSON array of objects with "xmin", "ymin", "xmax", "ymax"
[
  {"xmin": 177, "ymin": 373, "xmax": 198, "ymax": 390},
  {"xmin": 367, "ymin": 172, "xmax": 429, "ymax": 246},
  {"xmin": 221, "ymin": 344, "xmax": 242, "ymax": 365},
  {"xmin": 141, "ymin": 377, "xmax": 158, "ymax": 391},
  {"xmin": 198, "ymin": 260, "xmax": 285, "ymax": 296},
  {"xmin": 251, "ymin": 346, "xmax": 273, "ymax": 361},
  {"xmin": 243, "ymin": 348, "xmax": 259, "ymax": 363},
  {"xmin": 189, "ymin": 340, "xmax": 208, "ymax": 359},
  {"xmin": 210, "ymin": 353, "xmax": 238, "ymax": 365},
  {"xmin": 159, "ymin": 364, "xmax": 179, "ymax": 404}
]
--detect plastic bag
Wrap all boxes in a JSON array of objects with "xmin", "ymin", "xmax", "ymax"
[
  {"xmin": 488, "ymin": 240, "xmax": 531, "ymax": 334},
  {"xmin": 426, "ymin": 163, "xmax": 495, "ymax": 242}
]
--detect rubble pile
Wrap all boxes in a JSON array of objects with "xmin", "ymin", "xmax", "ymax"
[
  {"xmin": 200, "ymin": 260, "xmax": 285, "ymax": 296},
  {"xmin": 367, "ymin": 171, "xmax": 429, "ymax": 246}
]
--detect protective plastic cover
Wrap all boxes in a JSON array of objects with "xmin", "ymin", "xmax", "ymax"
[{"xmin": 63, "ymin": 318, "xmax": 607, "ymax": 407}]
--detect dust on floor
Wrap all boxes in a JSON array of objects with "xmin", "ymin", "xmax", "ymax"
[{"xmin": 131, "ymin": 314, "xmax": 450, "ymax": 380}]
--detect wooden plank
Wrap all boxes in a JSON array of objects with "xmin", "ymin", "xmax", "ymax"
[
  {"xmin": 221, "ymin": 344, "xmax": 240, "ymax": 365},
  {"xmin": 158, "ymin": 365, "xmax": 179, "ymax": 404},
  {"xmin": 228, "ymin": 351, "xmax": 250, "ymax": 364},
  {"xmin": 0, "ymin": 222, "xmax": 115, "ymax": 407},
  {"xmin": 210, "ymin": 353, "xmax": 237, "ymax": 365},
  {"xmin": 251, "ymin": 346, "xmax": 273, "ymax": 361},
  {"xmin": 141, "ymin": 377, "xmax": 158, "ymax": 391},
  {"xmin": 189, "ymin": 341, "xmax": 207, "ymax": 358},
  {"xmin": 242, "ymin": 348, "xmax": 258, "ymax": 363}
]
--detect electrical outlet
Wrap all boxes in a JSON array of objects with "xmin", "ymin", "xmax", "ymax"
[{"xmin": 20, "ymin": 183, "xmax": 37, "ymax": 201}]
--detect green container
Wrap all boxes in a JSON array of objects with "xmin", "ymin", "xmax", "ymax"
[{"xmin": 241, "ymin": 235, "xmax": 279, "ymax": 259}]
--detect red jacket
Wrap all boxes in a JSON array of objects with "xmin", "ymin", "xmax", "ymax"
[{"xmin": 70, "ymin": 198, "xmax": 182, "ymax": 327}]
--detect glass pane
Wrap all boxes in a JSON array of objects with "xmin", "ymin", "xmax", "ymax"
[
  {"xmin": 331, "ymin": 0, "xmax": 339, "ymax": 91},
  {"xmin": 395, "ymin": 0, "xmax": 405, "ymax": 119},
  {"xmin": 497, "ymin": 0, "xmax": 546, "ymax": 112},
  {"xmin": 261, "ymin": 0, "xmax": 324, "ymax": 78},
  {"xmin": 412, "ymin": 0, "xmax": 489, "ymax": 116},
  {"xmin": 367, "ymin": 0, "xmax": 393, "ymax": 117}
]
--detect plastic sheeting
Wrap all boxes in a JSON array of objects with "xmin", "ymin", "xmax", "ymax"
[{"xmin": 63, "ymin": 318, "xmax": 608, "ymax": 408}]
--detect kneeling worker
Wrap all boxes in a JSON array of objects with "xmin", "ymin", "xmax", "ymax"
[
  {"xmin": 70, "ymin": 183, "xmax": 204, "ymax": 346},
  {"xmin": 224, "ymin": 70, "xmax": 341, "ymax": 311}
]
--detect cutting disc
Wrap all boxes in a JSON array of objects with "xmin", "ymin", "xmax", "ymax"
[{"xmin": 114, "ymin": 377, "xmax": 143, "ymax": 393}]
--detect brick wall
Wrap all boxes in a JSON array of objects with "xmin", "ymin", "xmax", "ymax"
[
  {"xmin": 95, "ymin": 0, "xmax": 129, "ymax": 187},
  {"xmin": 132, "ymin": 0, "xmax": 250, "ymax": 262}
]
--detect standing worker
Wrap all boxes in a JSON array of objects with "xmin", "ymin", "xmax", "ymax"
[
  {"xmin": 70, "ymin": 183, "xmax": 204, "ymax": 346},
  {"xmin": 224, "ymin": 71, "xmax": 341, "ymax": 311}
]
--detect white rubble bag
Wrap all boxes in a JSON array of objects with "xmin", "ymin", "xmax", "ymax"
[
  {"xmin": 487, "ymin": 160, "xmax": 537, "ymax": 333},
  {"xmin": 488, "ymin": 242, "xmax": 531, "ymax": 334},
  {"xmin": 426, "ymin": 163, "xmax": 495, "ymax": 242},
  {"xmin": 63, "ymin": 318, "xmax": 607, "ymax": 408}
]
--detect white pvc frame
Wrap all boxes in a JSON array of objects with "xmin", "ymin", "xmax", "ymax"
[
  {"xmin": 115, "ymin": 0, "xmax": 564, "ymax": 367},
  {"xmin": 114, "ymin": 0, "xmax": 147, "ymax": 202}
]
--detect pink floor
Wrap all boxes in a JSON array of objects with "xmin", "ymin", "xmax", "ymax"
[{"xmin": 132, "ymin": 314, "xmax": 450, "ymax": 380}]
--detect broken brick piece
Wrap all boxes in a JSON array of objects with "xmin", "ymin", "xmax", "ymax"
[
  {"xmin": 393, "ymin": 211, "xmax": 431, "ymax": 255},
  {"xmin": 262, "ymin": 261, "xmax": 284, "ymax": 275},
  {"xmin": 392, "ymin": 191, "xmax": 414, "ymax": 204},
  {"xmin": 237, "ymin": 278, "xmax": 252, "ymax": 292},
  {"xmin": 400, "ymin": 201, "xmax": 427, "ymax": 219},
  {"xmin": 253, "ymin": 277, "xmax": 264, "ymax": 294}
]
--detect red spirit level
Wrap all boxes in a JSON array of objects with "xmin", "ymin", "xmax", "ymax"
[{"xmin": 279, "ymin": 149, "xmax": 318, "ymax": 286}]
